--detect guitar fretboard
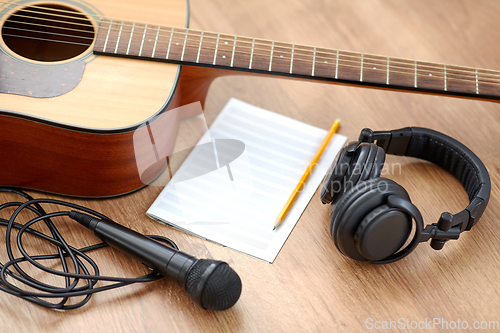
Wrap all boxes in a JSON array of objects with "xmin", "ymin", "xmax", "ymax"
[{"xmin": 93, "ymin": 20, "xmax": 500, "ymax": 101}]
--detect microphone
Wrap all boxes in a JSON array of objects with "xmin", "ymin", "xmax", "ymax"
[{"xmin": 68, "ymin": 211, "xmax": 242, "ymax": 311}]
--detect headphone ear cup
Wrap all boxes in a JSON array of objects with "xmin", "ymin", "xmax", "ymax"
[
  {"xmin": 330, "ymin": 177, "xmax": 396, "ymax": 250},
  {"xmin": 353, "ymin": 204, "xmax": 412, "ymax": 261},
  {"xmin": 330, "ymin": 177, "xmax": 412, "ymax": 261}
]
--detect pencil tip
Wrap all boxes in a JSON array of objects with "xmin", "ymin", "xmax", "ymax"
[{"xmin": 274, "ymin": 217, "xmax": 281, "ymax": 230}]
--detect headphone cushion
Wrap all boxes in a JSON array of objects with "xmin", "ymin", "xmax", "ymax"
[
  {"xmin": 342, "ymin": 143, "xmax": 372, "ymax": 195},
  {"xmin": 370, "ymin": 146, "xmax": 386, "ymax": 178},
  {"xmin": 320, "ymin": 142, "xmax": 358, "ymax": 204},
  {"xmin": 359, "ymin": 144, "xmax": 379, "ymax": 183}
]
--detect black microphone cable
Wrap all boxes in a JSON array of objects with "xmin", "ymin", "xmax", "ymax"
[{"xmin": 0, "ymin": 187, "xmax": 185, "ymax": 310}]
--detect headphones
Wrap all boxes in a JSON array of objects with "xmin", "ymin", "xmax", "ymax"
[{"xmin": 320, "ymin": 127, "xmax": 491, "ymax": 264}]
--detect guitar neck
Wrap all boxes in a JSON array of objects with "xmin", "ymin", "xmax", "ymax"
[{"xmin": 94, "ymin": 20, "xmax": 500, "ymax": 102}]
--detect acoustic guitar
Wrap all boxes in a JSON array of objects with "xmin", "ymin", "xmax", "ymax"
[{"xmin": 1, "ymin": 0, "xmax": 499, "ymax": 197}]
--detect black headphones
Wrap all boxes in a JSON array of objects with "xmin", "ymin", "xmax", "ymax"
[{"xmin": 320, "ymin": 127, "xmax": 491, "ymax": 264}]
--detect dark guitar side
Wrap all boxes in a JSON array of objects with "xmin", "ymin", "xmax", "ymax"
[{"xmin": 0, "ymin": 65, "xmax": 218, "ymax": 197}]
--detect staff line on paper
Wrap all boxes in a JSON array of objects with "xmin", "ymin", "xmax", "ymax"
[
  {"xmin": 156, "ymin": 198, "xmax": 275, "ymax": 241},
  {"xmin": 220, "ymin": 112, "xmax": 320, "ymax": 146},
  {"xmin": 214, "ymin": 124, "xmax": 318, "ymax": 157},
  {"xmin": 224, "ymin": 106, "xmax": 320, "ymax": 140}
]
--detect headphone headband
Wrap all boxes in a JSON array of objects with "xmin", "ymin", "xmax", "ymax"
[{"xmin": 359, "ymin": 127, "xmax": 491, "ymax": 231}]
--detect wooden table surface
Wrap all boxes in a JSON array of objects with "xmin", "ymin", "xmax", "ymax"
[{"xmin": 1, "ymin": 0, "xmax": 500, "ymax": 332}]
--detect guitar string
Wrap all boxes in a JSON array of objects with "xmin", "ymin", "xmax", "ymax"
[
  {"xmin": 2, "ymin": 6, "xmax": 500, "ymax": 84},
  {"xmin": 5, "ymin": 12, "xmax": 97, "ymax": 28},
  {"xmin": 4, "ymin": 9, "xmax": 498, "ymax": 80},
  {"xmin": 4, "ymin": 30, "xmax": 497, "ymax": 90},
  {"xmin": 3, "ymin": 6, "xmax": 499, "ymax": 79},
  {"xmin": 1, "ymin": 15, "xmax": 496, "ymax": 86},
  {"xmin": 4, "ymin": 25, "xmax": 94, "ymax": 41},
  {"xmin": 2, "ymin": 4, "xmax": 101, "ymax": 22},
  {"xmin": 3, "ymin": 7, "xmax": 500, "ymax": 81},
  {"xmin": 1, "ymin": 32, "xmax": 494, "ymax": 88},
  {"xmin": 2, "ymin": 33, "xmax": 91, "ymax": 46},
  {"xmin": 2, "ymin": 2, "xmax": 498, "ymax": 78},
  {"xmin": 4, "ymin": 18, "xmax": 95, "ymax": 34},
  {"xmin": 1, "ymin": 2, "xmax": 500, "ymax": 75},
  {"xmin": 3, "ymin": 29, "xmax": 499, "ymax": 88},
  {"xmin": 0, "ymin": 2, "xmax": 93, "ymax": 13}
]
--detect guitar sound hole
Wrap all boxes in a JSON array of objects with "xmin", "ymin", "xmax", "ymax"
[{"xmin": 1, "ymin": 4, "xmax": 94, "ymax": 62}]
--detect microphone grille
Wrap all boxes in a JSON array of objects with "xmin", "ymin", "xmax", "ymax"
[{"xmin": 185, "ymin": 259, "xmax": 242, "ymax": 311}]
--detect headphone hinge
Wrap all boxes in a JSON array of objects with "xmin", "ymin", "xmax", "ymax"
[
  {"xmin": 359, "ymin": 127, "xmax": 412, "ymax": 155},
  {"xmin": 420, "ymin": 211, "xmax": 468, "ymax": 250},
  {"xmin": 358, "ymin": 128, "xmax": 391, "ymax": 150},
  {"xmin": 465, "ymin": 197, "xmax": 486, "ymax": 230},
  {"xmin": 384, "ymin": 128, "xmax": 412, "ymax": 155}
]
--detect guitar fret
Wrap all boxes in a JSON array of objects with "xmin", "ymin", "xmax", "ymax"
[
  {"xmin": 476, "ymin": 69, "xmax": 500, "ymax": 97},
  {"xmin": 288, "ymin": 45, "xmax": 313, "ymax": 76},
  {"xmin": 269, "ymin": 41, "xmax": 275, "ymax": 71},
  {"xmin": 114, "ymin": 22, "xmax": 124, "ymax": 54},
  {"xmin": 180, "ymin": 29, "xmax": 188, "ymax": 61},
  {"xmin": 139, "ymin": 24, "xmax": 148, "ymax": 57},
  {"xmin": 231, "ymin": 36, "xmax": 252, "ymax": 68},
  {"xmin": 314, "ymin": 48, "xmax": 335, "ymax": 79},
  {"xmin": 152, "ymin": 26, "xmax": 160, "ymax": 58},
  {"xmin": 230, "ymin": 36, "xmax": 237, "ymax": 67},
  {"xmin": 312, "ymin": 47, "xmax": 316, "ymax": 76},
  {"xmin": 196, "ymin": 32, "xmax": 204, "ymax": 63},
  {"xmin": 360, "ymin": 54, "xmax": 364, "ymax": 82},
  {"xmin": 335, "ymin": 50, "xmax": 339, "ymax": 79},
  {"xmin": 249, "ymin": 39, "xmax": 255, "ymax": 69},
  {"xmin": 415, "ymin": 61, "xmax": 444, "ymax": 91},
  {"xmin": 103, "ymin": 20, "xmax": 113, "ymax": 52},
  {"xmin": 166, "ymin": 28, "xmax": 174, "ymax": 59},
  {"xmin": 360, "ymin": 54, "xmax": 388, "ymax": 85},
  {"xmin": 126, "ymin": 23, "xmax": 135, "ymax": 55},
  {"xmin": 476, "ymin": 69, "xmax": 479, "ymax": 94},
  {"xmin": 451, "ymin": 67, "xmax": 483, "ymax": 95},
  {"xmin": 213, "ymin": 34, "xmax": 220, "ymax": 65},
  {"xmin": 386, "ymin": 57, "xmax": 390, "ymax": 85},
  {"xmin": 248, "ymin": 39, "xmax": 272, "ymax": 71},
  {"xmin": 268, "ymin": 42, "xmax": 291, "ymax": 74},
  {"xmin": 414, "ymin": 61, "xmax": 418, "ymax": 88},
  {"xmin": 337, "ymin": 51, "xmax": 362, "ymax": 81},
  {"xmin": 444, "ymin": 65, "xmax": 447, "ymax": 91},
  {"xmin": 195, "ymin": 32, "xmax": 217, "ymax": 64},
  {"xmin": 387, "ymin": 59, "xmax": 416, "ymax": 88},
  {"xmin": 214, "ymin": 34, "xmax": 233, "ymax": 66}
]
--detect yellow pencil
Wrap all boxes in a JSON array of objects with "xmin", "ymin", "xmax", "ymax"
[{"xmin": 274, "ymin": 119, "xmax": 340, "ymax": 230}]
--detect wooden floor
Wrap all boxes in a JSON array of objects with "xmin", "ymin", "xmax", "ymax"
[{"xmin": 1, "ymin": 0, "xmax": 500, "ymax": 332}]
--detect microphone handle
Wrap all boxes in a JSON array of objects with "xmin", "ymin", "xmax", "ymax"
[{"xmin": 70, "ymin": 212, "xmax": 197, "ymax": 287}]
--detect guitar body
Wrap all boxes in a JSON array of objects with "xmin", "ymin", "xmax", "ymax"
[{"xmin": 0, "ymin": 0, "xmax": 218, "ymax": 197}]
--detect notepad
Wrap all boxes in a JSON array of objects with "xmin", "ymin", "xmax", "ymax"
[{"xmin": 147, "ymin": 98, "xmax": 347, "ymax": 262}]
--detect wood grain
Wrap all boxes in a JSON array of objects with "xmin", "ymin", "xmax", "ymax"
[{"xmin": 1, "ymin": 0, "xmax": 500, "ymax": 332}]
